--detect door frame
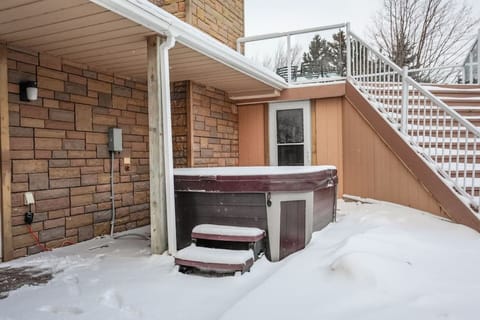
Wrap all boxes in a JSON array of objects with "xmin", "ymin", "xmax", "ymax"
[{"xmin": 268, "ymin": 100, "xmax": 311, "ymax": 166}]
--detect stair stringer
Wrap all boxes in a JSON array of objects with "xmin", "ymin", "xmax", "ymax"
[{"xmin": 345, "ymin": 82, "xmax": 480, "ymax": 232}]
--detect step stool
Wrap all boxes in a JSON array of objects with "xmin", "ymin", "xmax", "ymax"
[{"xmin": 175, "ymin": 224, "xmax": 266, "ymax": 274}]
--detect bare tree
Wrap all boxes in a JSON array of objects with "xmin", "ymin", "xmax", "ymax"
[
  {"xmin": 371, "ymin": 0, "xmax": 479, "ymax": 72},
  {"xmin": 262, "ymin": 42, "xmax": 302, "ymax": 71}
]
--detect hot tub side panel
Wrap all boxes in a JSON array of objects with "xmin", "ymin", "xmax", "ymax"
[
  {"xmin": 313, "ymin": 186, "xmax": 336, "ymax": 232},
  {"xmin": 174, "ymin": 192, "xmax": 268, "ymax": 249}
]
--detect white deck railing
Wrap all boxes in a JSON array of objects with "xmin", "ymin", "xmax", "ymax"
[
  {"xmin": 240, "ymin": 25, "xmax": 480, "ymax": 210},
  {"xmin": 237, "ymin": 23, "xmax": 348, "ymax": 85},
  {"xmin": 347, "ymin": 31, "xmax": 480, "ymax": 210}
]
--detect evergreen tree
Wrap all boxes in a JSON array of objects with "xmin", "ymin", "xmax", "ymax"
[
  {"xmin": 329, "ymin": 30, "xmax": 347, "ymax": 76},
  {"xmin": 302, "ymin": 35, "xmax": 332, "ymax": 77}
]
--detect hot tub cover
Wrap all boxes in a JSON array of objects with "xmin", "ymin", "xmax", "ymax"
[{"xmin": 174, "ymin": 166, "xmax": 337, "ymax": 193}]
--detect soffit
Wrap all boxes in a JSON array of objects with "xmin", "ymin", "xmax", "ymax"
[{"xmin": 0, "ymin": 0, "xmax": 276, "ymax": 95}]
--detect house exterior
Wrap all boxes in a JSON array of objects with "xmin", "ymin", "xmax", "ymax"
[{"xmin": 0, "ymin": 0, "xmax": 479, "ymax": 262}]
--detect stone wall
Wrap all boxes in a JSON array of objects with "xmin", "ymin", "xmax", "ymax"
[
  {"xmin": 171, "ymin": 81, "xmax": 189, "ymax": 167},
  {"xmin": 152, "ymin": 0, "xmax": 244, "ymax": 50},
  {"xmin": 189, "ymin": 0, "xmax": 244, "ymax": 50},
  {"xmin": 150, "ymin": 0, "xmax": 186, "ymax": 19},
  {"xmin": 6, "ymin": 49, "xmax": 239, "ymax": 258},
  {"xmin": 191, "ymin": 82, "xmax": 238, "ymax": 167},
  {"xmin": 8, "ymin": 48, "xmax": 150, "ymax": 258}
]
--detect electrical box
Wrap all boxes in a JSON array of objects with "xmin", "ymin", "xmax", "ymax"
[
  {"xmin": 24, "ymin": 192, "xmax": 35, "ymax": 205},
  {"xmin": 108, "ymin": 128, "xmax": 123, "ymax": 152}
]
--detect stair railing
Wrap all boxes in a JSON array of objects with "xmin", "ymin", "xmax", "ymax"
[{"xmin": 346, "ymin": 31, "xmax": 480, "ymax": 210}]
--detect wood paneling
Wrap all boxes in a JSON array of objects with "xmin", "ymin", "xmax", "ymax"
[
  {"xmin": 147, "ymin": 36, "xmax": 167, "ymax": 254},
  {"xmin": 313, "ymin": 98, "xmax": 344, "ymax": 195},
  {"xmin": 0, "ymin": 44, "xmax": 12, "ymax": 261},
  {"xmin": 344, "ymin": 83, "xmax": 480, "ymax": 231},
  {"xmin": 342, "ymin": 98, "xmax": 444, "ymax": 216},
  {"xmin": 238, "ymin": 104, "xmax": 266, "ymax": 166}
]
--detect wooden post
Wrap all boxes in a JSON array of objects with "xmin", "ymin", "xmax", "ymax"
[
  {"xmin": 147, "ymin": 36, "xmax": 168, "ymax": 254},
  {"xmin": 0, "ymin": 44, "xmax": 12, "ymax": 261}
]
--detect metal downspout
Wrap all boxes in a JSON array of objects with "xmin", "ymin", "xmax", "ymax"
[{"xmin": 159, "ymin": 33, "xmax": 177, "ymax": 255}]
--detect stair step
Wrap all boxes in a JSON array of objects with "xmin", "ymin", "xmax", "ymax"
[
  {"xmin": 175, "ymin": 245, "xmax": 254, "ymax": 274},
  {"xmin": 192, "ymin": 224, "xmax": 265, "ymax": 242}
]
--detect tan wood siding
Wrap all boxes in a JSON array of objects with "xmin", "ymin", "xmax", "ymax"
[
  {"xmin": 238, "ymin": 104, "xmax": 266, "ymax": 166},
  {"xmin": 0, "ymin": 44, "xmax": 12, "ymax": 261},
  {"xmin": 313, "ymin": 98, "xmax": 344, "ymax": 195},
  {"xmin": 342, "ymin": 98, "xmax": 444, "ymax": 216}
]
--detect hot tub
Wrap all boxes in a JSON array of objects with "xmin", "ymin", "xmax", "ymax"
[{"xmin": 174, "ymin": 166, "xmax": 337, "ymax": 261}]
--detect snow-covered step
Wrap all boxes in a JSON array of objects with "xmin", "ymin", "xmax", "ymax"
[
  {"xmin": 420, "ymin": 147, "xmax": 479, "ymax": 157},
  {"xmin": 407, "ymin": 124, "xmax": 469, "ymax": 131},
  {"xmin": 412, "ymin": 135, "xmax": 479, "ymax": 144},
  {"xmin": 440, "ymin": 162, "xmax": 480, "ymax": 172},
  {"xmin": 192, "ymin": 224, "xmax": 265, "ymax": 242},
  {"xmin": 175, "ymin": 245, "xmax": 254, "ymax": 274},
  {"xmin": 191, "ymin": 224, "xmax": 266, "ymax": 259}
]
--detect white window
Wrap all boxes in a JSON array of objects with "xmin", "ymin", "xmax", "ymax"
[{"xmin": 269, "ymin": 100, "xmax": 311, "ymax": 166}]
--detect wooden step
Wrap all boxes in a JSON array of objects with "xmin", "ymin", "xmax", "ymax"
[
  {"xmin": 192, "ymin": 224, "xmax": 266, "ymax": 259},
  {"xmin": 175, "ymin": 245, "xmax": 254, "ymax": 274},
  {"xmin": 192, "ymin": 224, "xmax": 266, "ymax": 242}
]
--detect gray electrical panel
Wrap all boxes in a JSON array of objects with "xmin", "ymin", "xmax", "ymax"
[{"xmin": 108, "ymin": 128, "xmax": 123, "ymax": 152}]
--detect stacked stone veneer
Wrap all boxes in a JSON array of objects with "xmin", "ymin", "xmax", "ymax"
[
  {"xmin": 152, "ymin": 0, "xmax": 244, "ymax": 50},
  {"xmin": 171, "ymin": 81, "xmax": 189, "ymax": 167},
  {"xmin": 191, "ymin": 82, "xmax": 238, "ymax": 166},
  {"xmin": 6, "ymin": 48, "xmax": 239, "ymax": 258},
  {"xmin": 150, "ymin": 0, "xmax": 186, "ymax": 19},
  {"xmin": 8, "ymin": 48, "xmax": 150, "ymax": 258},
  {"xmin": 188, "ymin": 0, "xmax": 244, "ymax": 50}
]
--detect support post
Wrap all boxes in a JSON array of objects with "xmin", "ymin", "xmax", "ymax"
[
  {"xmin": 401, "ymin": 66, "xmax": 409, "ymax": 134},
  {"xmin": 0, "ymin": 44, "xmax": 12, "ymax": 261},
  {"xmin": 147, "ymin": 35, "xmax": 177, "ymax": 255},
  {"xmin": 346, "ymin": 22, "xmax": 351, "ymax": 78}
]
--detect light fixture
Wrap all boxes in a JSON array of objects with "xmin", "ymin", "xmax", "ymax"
[{"xmin": 19, "ymin": 81, "xmax": 38, "ymax": 102}]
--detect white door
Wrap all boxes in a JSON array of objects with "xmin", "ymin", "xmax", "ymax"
[{"xmin": 269, "ymin": 100, "xmax": 311, "ymax": 166}]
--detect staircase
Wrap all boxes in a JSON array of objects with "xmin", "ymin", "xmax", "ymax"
[
  {"xmin": 175, "ymin": 224, "xmax": 266, "ymax": 275},
  {"xmin": 426, "ymin": 85, "xmax": 480, "ymax": 127},
  {"xmin": 377, "ymin": 83, "xmax": 480, "ymax": 206},
  {"xmin": 347, "ymin": 31, "xmax": 480, "ymax": 216}
]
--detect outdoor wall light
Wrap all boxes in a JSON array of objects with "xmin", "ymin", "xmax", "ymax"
[{"xmin": 19, "ymin": 81, "xmax": 38, "ymax": 102}]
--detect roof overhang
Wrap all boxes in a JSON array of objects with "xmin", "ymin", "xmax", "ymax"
[{"xmin": 0, "ymin": 0, "xmax": 288, "ymax": 96}]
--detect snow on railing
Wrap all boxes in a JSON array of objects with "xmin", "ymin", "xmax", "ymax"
[
  {"xmin": 347, "ymin": 31, "xmax": 480, "ymax": 210},
  {"xmin": 237, "ymin": 23, "xmax": 348, "ymax": 85}
]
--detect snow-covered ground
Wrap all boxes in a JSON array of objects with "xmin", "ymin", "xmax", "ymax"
[{"xmin": 1, "ymin": 200, "xmax": 480, "ymax": 320}]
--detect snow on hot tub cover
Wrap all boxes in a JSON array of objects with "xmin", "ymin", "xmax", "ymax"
[{"xmin": 173, "ymin": 166, "xmax": 337, "ymax": 193}]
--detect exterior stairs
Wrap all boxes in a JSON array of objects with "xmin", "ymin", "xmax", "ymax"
[
  {"xmin": 426, "ymin": 84, "xmax": 480, "ymax": 127},
  {"xmin": 369, "ymin": 83, "xmax": 480, "ymax": 208},
  {"xmin": 175, "ymin": 224, "xmax": 266, "ymax": 275}
]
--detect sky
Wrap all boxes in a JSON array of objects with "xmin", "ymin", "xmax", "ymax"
[{"xmin": 244, "ymin": 0, "xmax": 480, "ymax": 37}]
